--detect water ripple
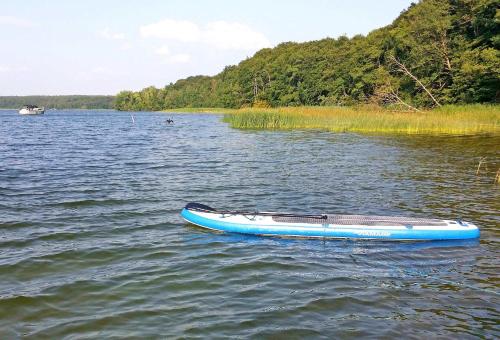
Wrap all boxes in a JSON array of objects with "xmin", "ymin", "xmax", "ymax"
[{"xmin": 0, "ymin": 110, "xmax": 498, "ymax": 338}]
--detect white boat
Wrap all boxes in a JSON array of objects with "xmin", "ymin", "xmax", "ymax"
[{"xmin": 19, "ymin": 105, "xmax": 45, "ymax": 115}]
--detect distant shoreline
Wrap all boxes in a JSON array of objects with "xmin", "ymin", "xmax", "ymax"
[{"xmin": 0, "ymin": 95, "xmax": 115, "ymax": 110}]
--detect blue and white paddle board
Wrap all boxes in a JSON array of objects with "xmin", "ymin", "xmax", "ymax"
[{"xmin": 181, "ymin": 203, "xmax": 480, "ymax": 241}]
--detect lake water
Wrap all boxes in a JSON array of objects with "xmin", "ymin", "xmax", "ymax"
[{"xmin": 0, "ymin": 110, "xmax": 498, "ymax": 338}]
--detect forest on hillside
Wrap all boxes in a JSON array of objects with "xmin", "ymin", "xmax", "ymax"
[
  {"xmin": 115, "ymin": 0, "xmax": 499, "ymax": 111},
  {"xmin": 0, "ymin": 96, "xmax": 115, "ymax": 109}
]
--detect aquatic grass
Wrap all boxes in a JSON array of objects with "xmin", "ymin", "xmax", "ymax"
[
  {"xmin": 163, "ymin": 107, "xmax": 235, "ymax": 114},
  {"xmin": 221, "ymin": 105, "xmax": 500, "ymax": 135}
]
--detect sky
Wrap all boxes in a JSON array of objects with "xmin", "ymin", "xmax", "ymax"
[{"xmin": 0, "ymin": 0, "xmax": 415, "ymax": 96}]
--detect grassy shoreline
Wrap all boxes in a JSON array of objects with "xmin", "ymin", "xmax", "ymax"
[
  {"xmin": 164, "ymin": 105, "xmax": 500, "ymax": 135},
  {"xmin": 164, "ymin": 107, "xmax": 232, "ymax": 114}
]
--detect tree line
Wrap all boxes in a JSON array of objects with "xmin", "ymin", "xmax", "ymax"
[
  {"xmin": 0, "ymin": 95, "xmax": 115, "ymax": 109},
  {"xmin": 115, "ymin": 0, "xmax": 499, "ymax": 111}
]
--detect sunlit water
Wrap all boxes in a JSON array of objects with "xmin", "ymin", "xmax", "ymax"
[{"xmin": 0, "ymin": 110, "xmax": 498, "ymax": 338}]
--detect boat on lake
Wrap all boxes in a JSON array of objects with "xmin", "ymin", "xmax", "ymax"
[
  {"xmin": 19, "ymin": 105, "xmax": 45, "ymax": 115},
  {"xmin": 181, "ymin": 203, "xmax": 480, "ymax": 241}
]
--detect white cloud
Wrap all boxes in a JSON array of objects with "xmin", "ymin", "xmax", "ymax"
[
  {"xmin": 141, "ymin": 19, "xmax": 200, "ymax": 42},
  {"xmin": 99, "ymin": 27, "xmax": 125, "ymax": 40},
  {"xmin": 120, "ymin": 42, "xmax": 133, "ymax": 50},
  {"xmin": 99, "ymin": 28, "xmax": 132, "ymax": 50},
  {"xmin": 0, "ymin": 15, "xmax": 35, "ymax": 28},
  {"xmin": 156, "ymin": 45, "xmax": 171, "ymax": 55},
  {"xmin": 0, "ymin": 65, "xmax": 28, "ymax": 73},
  {"xmin": 140, "ymin": 19, "xmax": 271, "ymax": 51},
  {"xmin": 155, "ymin": 45, "xmax": 191, "ymax": 64},
  {"xmin": 203, "ymin": 21, "xmax": 270, "ymax": 50}
]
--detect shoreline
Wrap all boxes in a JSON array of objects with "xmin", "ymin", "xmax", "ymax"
[
  {"xmin": 161, "ymin": 104, "xmax": 499, "ymax": 135},
  {"xmin": 161, "ymin": 108, "xmax": 232, "ymax": 114}
]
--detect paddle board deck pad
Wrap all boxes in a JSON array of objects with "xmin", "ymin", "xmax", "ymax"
[{"xmin": 181, "ymin": 203, "xmax": 480, "ymax": 241}]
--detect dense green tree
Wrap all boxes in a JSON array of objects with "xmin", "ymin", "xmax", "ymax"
[{"xmin": 115, "ymin": 0, "xmax": 499, "ymax": 111}]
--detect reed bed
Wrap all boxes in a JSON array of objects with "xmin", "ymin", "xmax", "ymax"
[
  {"xmin": 221, "ymin": 104, "xmax": 500, "ymax": 135},
  {"xmin": 165, "ymin": 107, "xmax": 235, "ymax": 114}
]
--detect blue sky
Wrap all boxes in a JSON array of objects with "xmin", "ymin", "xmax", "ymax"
[{"xmin": 0, "ymin": 0, "xmax": 414, "ymax": 95}]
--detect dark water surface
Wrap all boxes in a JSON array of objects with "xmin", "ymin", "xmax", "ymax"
[{"xmin": 0, "ymin": 110, "xmax": 498, "ymax": 338}]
